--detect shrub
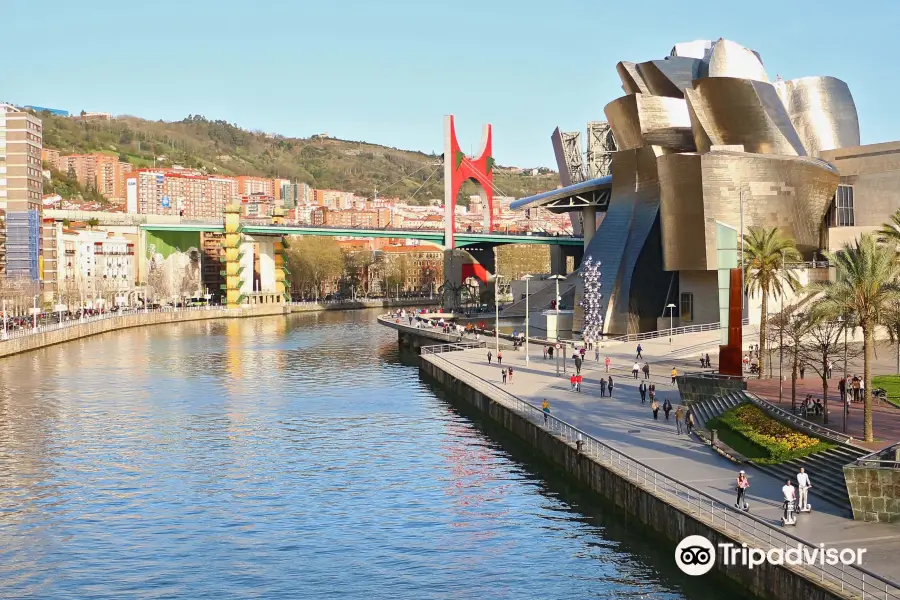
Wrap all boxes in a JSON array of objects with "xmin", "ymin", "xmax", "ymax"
[{"xmin": 712, "ymin": 403, "xmax": 834, "ymax": 463}]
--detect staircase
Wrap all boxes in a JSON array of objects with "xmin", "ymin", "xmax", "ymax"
[
  {"xmin": 687, "ymin": 392, "xmax": 742, "ymax": 428},
  {"xmin": 691, "ymin": 390, "xmax": 867, "ymax": 514}
]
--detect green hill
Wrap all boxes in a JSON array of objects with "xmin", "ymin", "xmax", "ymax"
[{"xmin": 38, "ymin": 112, "xmax": 559, "ymax": 204}]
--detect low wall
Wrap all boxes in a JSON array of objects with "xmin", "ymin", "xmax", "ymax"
[
  {"xmin": 843, "ymin": 464, "xmax": 900, "ymax": 523},
  {"xmin": 422, "ymin": 358, "xmax": 851, "ymax": 600},
  {"xmin": 677, "ymin": 373, "xmax": 747, "ymax": 405},
  {"xmin": 0, "ymin": 306, "xmax": 287, "ymax": 359}
]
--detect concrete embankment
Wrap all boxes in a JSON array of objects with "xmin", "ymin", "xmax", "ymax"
[
  {"xmin": 0, "ymin": 298, "xmax": 435, "ymax": 359},
  {"xmin": 420, "ymin": 355, "xmax": 859, "ymax": 600}
]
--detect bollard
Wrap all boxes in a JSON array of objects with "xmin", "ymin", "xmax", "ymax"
[
  {"xmin": 576, "ymin": 439, "xmax": 584, "ymax": 456},
  {"xmin": 711, "ymin": 429, "xmax": 718, "ymax": 446}
]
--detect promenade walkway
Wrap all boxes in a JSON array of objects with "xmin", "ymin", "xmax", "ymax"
[{"xmin": 435, "ymin": 344, "xmax": 900, "ymax": 581}]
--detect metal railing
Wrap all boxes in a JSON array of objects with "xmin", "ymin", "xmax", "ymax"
[
  {"xmin": 609, "ymin": 318, "xmax": 751, "ymax": 343},
  {"xmin": 421, "ymin": 341, "xmax": 486, "ymax": 355},
  {"xmin": 743, "ymin": 392, "xmax": 860, "ymax": 447},
  {"xmin": 422, "ymin": 349, "xmax": 900, "ymax": 599},
  {"xmin": 0, "ymin": 306, "xmax": 213, "ymax": 342},
  {"xmin": 855, "ymin": 443, "xmax": 900, "ymax": 467}
]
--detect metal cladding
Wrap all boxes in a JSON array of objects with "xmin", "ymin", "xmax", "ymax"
[
  {"xmin": 604, "ymin": 94, "xmax": 695, "ymax": 152},
  {"xmin": 774, "ymin": 76, "xmax": 861, "ymax": 156},
  {"xmin": 594, "ymin": 38, "xmax": 856, "ymax": 332},
  {"xmin": 686, "ymin": 78, "xmax": 807, "ymax": 156},
  {"xmin": 706, "ymin": 39, "xmax": 769, "ymax": 82}
]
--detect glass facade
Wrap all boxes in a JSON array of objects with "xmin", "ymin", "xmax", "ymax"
[{"xmin": 716, "ymin": 221, "xmax": 738, "ymax": 345}]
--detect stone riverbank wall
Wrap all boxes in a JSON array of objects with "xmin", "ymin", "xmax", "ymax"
[
  {"xmin": 421, "ymin": 355, "xmax": 857, "ymax": 600},
  {"xmin": 0, "ymin": 298, "xmax": 437, "ymax": 359}
]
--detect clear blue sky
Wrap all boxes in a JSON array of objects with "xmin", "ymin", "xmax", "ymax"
[{"xmin": 3, "ymin": 0, "xmax": 897, "ymax": 168}]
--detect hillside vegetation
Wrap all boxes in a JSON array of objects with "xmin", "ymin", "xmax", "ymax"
[{"xmin": 38, "ymin": 112, "xmax": 559, "ymax": 204}]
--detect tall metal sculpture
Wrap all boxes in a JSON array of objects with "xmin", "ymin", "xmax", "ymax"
[
  {"xmin": 443, "ymin": 115, "xmax": 494, "ymax": 248},
  {"xmin": 579, "ymin": 256, "xmax": 603, "ymax": 342}
]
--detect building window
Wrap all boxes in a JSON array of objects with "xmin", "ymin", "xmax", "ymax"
[
  {"xmin": 680, "ymin": 292, "xmax": 694, "ymax": 323},
  {"xmin": 827, "ymin": 185, "xmax": 855, "ymax": 227}
]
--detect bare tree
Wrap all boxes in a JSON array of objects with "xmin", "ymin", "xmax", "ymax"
[
  {"xmin": 767, "ymin": 303, "xmax": 814, "ymax": 411},
  {"xmin": 799, "ymin": 316, "xmax": 862, "ymax": 425}
]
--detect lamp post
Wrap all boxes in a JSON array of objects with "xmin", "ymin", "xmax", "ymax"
[
  {"xmin": 494, "ymin": 275, "xmax": 502, "ymax": 354},
  {"xmin": 523, "ymin": 274, "xmax": 533, "ymax": 364},
  {"xmin": 779, "ymin": 249, "xmax": 785, "ymax": 406},
  {"xmin": 838, "ymin": 315, "xmax": 848, "ymax": 433},
  {"xmin": 666, "ymin": 303, "xmax": 676, "ymax": 344},
  {"xmin": 32, "ymin": 295, "xmax": 38, "ymax": 330}
]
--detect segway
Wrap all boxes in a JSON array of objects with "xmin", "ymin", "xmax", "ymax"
[{"xmin": 781, "ymin": 499, "xmax": 798, "ymax": 526}]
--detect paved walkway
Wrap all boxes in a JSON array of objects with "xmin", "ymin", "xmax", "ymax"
[{"xmin": 436, "ymin": 345, "xmax": 900, "ymax": 581}]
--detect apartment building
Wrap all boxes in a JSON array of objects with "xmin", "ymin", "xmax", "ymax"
[
  {"xmin": 240, "ymin": 193, "xmax": 275, "ymax": 219},
  {"xmin": 0, "ymin": 103, "xmax": 43, "ymax": 279},
  {"xmin": 280, "ymin": 182, "xmax": 311, "ymax": 208},
  {"xmin": 58, "ymin": 229, "xmax": 135, "ymax": 304},
  {"xmin": 380, "ymin": 244, "xmax": 443, "ymax": 293},
  {"xmin": 236, "ymin": 176, "xmax": 275, "ymax": 197},
  {"xmin": 57, "ymin": 153, "xmax": 133, "ymax": 202},
  {"xmin": 125, "ymin": 170, "xmax": 238, "ymax": 217},
  {"xmin": 41, "ymin": 148, "xmax": 60, "ymax": 170}
]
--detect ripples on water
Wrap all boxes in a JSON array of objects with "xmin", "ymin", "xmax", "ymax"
[{"xmin": 0, "ymin": 310, "xmax": 739, "ymax": 599}]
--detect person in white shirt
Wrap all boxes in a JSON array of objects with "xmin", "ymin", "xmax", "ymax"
[
  {"xmin": 782, "ymin": 479, "xmax": 796, "ymax": 521},
  {"xmin": 632, "ymin": 362, "xmax": 640, "ymax": 379},
  {"xmin": 796, "ymin": 468, "xmax": 812, "ymax": 509}
]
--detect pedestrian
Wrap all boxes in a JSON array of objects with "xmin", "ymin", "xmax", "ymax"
[
  {"xmin": 796, "ymin": 467, "xmax": 812, "ymax": 510},
  {"xmin": 502, "ymin": 368, "xmax": 507, "ymax": 384},
  {"xmin": 575, "ymin": 355, "xmax": 583, "ymax": 375},
  {"xmin": 671, "ymin": 367, "xmax": 678, "ymax": 384},
  {"xmin": 632, "ymin": 362, "xmax": 640, "ymax": 379},
  {"xmin": 800, "ymin": 363, "xmax": 806, "ymax": 379},
  {"xmin": 600, "ymin": 377, "xmax": 607, "ymax": 397},
  {"xmin": 675, "ymin": 405, "xmax": 684, "ymax": 434},
  {"xmin": 642, "ymin": 362, "xmax": 650, "ymax": 379},
  {"xmin": 487, "ymin": 350, "xmax": 493, "ymax": 364},
  {"xmin": 607, "ymin": 376, "xmax": 614, "ymax": 398},
  {"xmin": 605, "ymin": 356, "xmax": 611, "ymax": 372},
  {"xmin": 507, "ymin": 367, "xmax": 513, "ymax": 384},
  {"xmin": 595, "ymin": 347, "xmax": 600, "ymax": 362},
  {"xmin": 663, "ymin": 398, "xmax": 672, "ymax": 420},
  {"xmin": 686, "ymin": 410, "xmax": 695, "ymax": 434},
  {"xmin": 498, "ymin": 350, "xmax": 503, "ymax": 366},
  {"xmin": 576, "ymin": 374, "xmax": 583, "ymax": 392},
  {"xmin": 570, "ymin": 373, "xmax": 577, "ymax": 391},
  {"xmin": 639, "ymin": 381, "xmax": 647, "ymax": 404},
  {"xmin": 838, "ymin": 376, "xmax": 846, "ymax": 404},
  {"xmin": 548, "ymin": 346, "xmax": 553, "ymax": 360},
  {"xmin": 543, "ymin": 345, "xmax": 548, "ymax": 360},
  {"xmin": 542, "ymin": 399, "xmax": 550, "ymax": 425},
  {"xmin": 636, "ymin": 344, "xmax": 643, "ymax": 359},
  {"xmin": 651, "ymin": 398, "xmax": 660, "ymax": 420},
  {"xmin": 782, "ymin": 479, "xmax": 796, "ymax": 522},
  {"xmin": 736, "ymin": 471, "xmax": 750, "ymax": 509},
  {"xmin": 705, "ymin": 353, "xmax": 711, "ymax": 368}
]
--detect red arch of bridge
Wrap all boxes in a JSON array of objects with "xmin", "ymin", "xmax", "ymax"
[{"xmin": 444, "ymin": 115, "xmax": 494, "ymax": 248}]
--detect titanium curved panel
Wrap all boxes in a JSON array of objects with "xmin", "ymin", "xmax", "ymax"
[
  {"xmin": 699, "ymin": 151, "xmax": 839, "ymax": 252},
  {"xmin": 775, "ymin": 76, "xmax": 860, "ymax": 156},
  {"xmin": 636, "ymin": 58, "xmax": 701, "ymax": 97},
  {"xmin": 689, "ymin": 78, "xmax": 807, "ymax": 156},
  {"xmin": 608, "ymin": 145, "xmax": 664, "ymax": 333},
  {"xmin": 706, "ymin": 39, "xmax": 769, "ymax": 82},
  {"xmin": 616, "ymin": 62, "xmax": 650, "ymax": 95},
  {"xmin": 585, "ymin": 149, "xmax": 638, "ymax": 334},
  {"xmin": 658, "ymin": 152, "xmax": 707, "ymax": 271},
  {"xmin": 670, "ymin": 40, "xmax": 714, "ymax": 59},
  {"xmin": 604, "ymin": 95, "xmax": 695, "ymax": 151},
  {"xmin": 684, "ymin": 88, "xmax": 712, "ymax": 154}
]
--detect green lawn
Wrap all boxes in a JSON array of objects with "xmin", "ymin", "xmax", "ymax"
[
  {"xmin": 872, "ymin": 375, "xmax": 900, "ymax": 408},
  {"xmin": 705, "ymin": 416, "xmax": 770, "ymax": 461}
]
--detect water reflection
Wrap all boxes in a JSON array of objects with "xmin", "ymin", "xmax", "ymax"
[{"xmin": 0, "ymin": 309, "xmax": 745, "ymax": 599}]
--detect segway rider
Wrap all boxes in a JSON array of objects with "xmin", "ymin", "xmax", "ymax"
[
  {"xmin": 735, "ymin": 471, "xmax": 749, "ymax": 509},
  {"xmin": 782, "ymin": 479, "xmax": 796, "ymax": 523},
  {"xmin": 796, "ymin": 467, "xmax": 812, "ymax": 511}
]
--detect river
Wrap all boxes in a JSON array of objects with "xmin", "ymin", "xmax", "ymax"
[{"xmin": 0, "ymin": 309, "xmax": 748, "ymax": 599}]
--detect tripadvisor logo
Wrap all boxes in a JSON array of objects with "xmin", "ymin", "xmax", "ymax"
[{"xmin": 675, "ymin": 535, "xmax": 867, "ymax": 576}]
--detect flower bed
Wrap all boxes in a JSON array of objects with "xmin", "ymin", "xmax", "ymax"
[{"xmin": 707, "ymin": 403, "xmax": 834, "ymax": 464}]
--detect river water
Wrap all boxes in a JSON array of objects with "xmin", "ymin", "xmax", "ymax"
[{"xmin": 0, "ymin": 310, "xmax": 745, "ymax": 599}]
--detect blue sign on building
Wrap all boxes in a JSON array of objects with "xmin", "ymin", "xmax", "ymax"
[{"xmin": 161, "ymin": 196, "xmax": 170, "ymax": 208}]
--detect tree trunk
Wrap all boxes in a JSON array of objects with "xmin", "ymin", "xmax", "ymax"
[
  {"xmin": 759, "ymin": 285, "xmax": 768, "ymax": 378},
  {"xmin": 791, "ymin": 353, "xmax": 798, "ymax": 413},
  {"xmin": 823, "ymin": 375, "xmax": 829, "ymax": 425},
  {"xmin": 864, "ymin": 321, "xmax": 874, "ymax": 442}
]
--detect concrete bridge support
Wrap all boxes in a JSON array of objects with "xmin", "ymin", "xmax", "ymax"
[{"xmin": 442, "ymin": 243, "xmax": 498, "ymax": 311}]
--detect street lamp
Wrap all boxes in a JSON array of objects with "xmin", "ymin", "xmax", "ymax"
[
  {"xmin": 666, "ymin": 303, "xmax": 676, "ymax": 344},
  {"xmin": 779, "ymin": 249, "xmax": 786, "ymax": 405},
  {"xmin": 523, "ymin": 274, "xmax": 533, "ymax": 364},
  {"xmin": 494, "ymin": 275, "xmax": 503, "ymax": 354},
  {"xmin": 838, "ymin": 314, "xmax": 849, "ymax": 433}
]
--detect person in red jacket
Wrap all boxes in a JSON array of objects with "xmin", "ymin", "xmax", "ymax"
[
  {"xmin": 570, "ymin": 374, "xmax": 577, "ymax": 391},
  {"xmin": 576, "ymin": 374, "xmax": 583, "ymax": 392}
]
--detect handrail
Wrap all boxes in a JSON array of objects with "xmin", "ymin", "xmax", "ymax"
[
  {"xmin": 609, "ymin": 318, "xmax": 750, "ymax": 343},
  {"xmin": 742, "ymin": 391, "xmax": 861, "ymax": 448},
  {"xmin": 422, "ymin": 351, "xmax": 900, "ymax": 598},
  {"xmin": 421, "ymin": 341, "xmax": 486, "ymax": 355},
  {"xmin": 855, "ymin": 443, "xmax": 900, "ymax": 467}
]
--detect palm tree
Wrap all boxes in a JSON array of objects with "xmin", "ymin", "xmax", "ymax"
[
  {"xmin": 877, "ymin": 209, "xmax": 900, "ymax": 246},
  {"xmin": 742, "ymin": 226, "xmax": 802, "ymax": 378},
  {"xmin": 811, "ymin": 234, "xmax": 900, "ymax": 442}
]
